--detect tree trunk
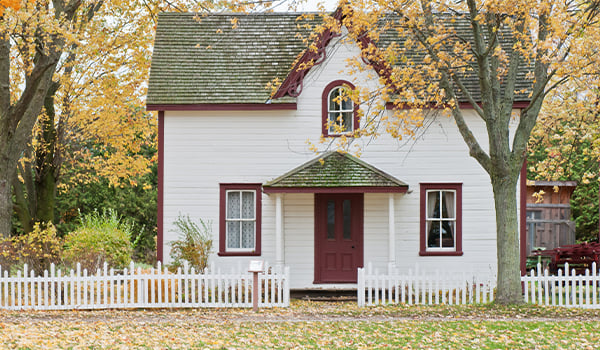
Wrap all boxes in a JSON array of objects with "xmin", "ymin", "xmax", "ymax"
[
  {"xmin": 34, "ymin": 83, "xmax": 59, "ymax": 225},
  {"xmin": 0, "ymin": 168, "xmax": 13, "ymax": 238},
  {"xmin": 491, "ymin": 173, "xmax": 523, "ymax": 304},
  {"xmin": 0, "ymin": 0, "xmax": 89, "ymax": 237}
]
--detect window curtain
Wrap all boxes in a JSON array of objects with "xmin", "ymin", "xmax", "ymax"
[
  {"xmin": 427, "ymin": 191, "xmax": 438, "ymax": 219},
  {"xmin": 444, "ymin": 191, "xmax": 455, "ymax": 219},
  {"xmin": 443, "ymin": 191, "xmax": 455, "ymax": 244}
]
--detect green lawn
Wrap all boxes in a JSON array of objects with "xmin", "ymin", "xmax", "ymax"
[{"xmin": 1, "ymin": 301, "xmax": 599, "ymax": 349}]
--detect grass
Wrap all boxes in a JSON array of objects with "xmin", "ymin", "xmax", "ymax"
[{"xmin": 1, "ymin": 301, "xmax": 600, "ymax": 349}]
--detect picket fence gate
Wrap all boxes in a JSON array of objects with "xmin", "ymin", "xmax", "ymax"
[
  {"xmin": 0, "ymin": 261, "xmax": 290, "ymax": 310},
  {"xmin": 522, "ymin": 262, "xmax": 600, "ymax": 309},
  {"xmin": 357, "ymin": 263, "xmax": 496, "ymax": 307}
]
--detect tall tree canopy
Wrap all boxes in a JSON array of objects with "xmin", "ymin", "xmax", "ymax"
[
  {"xmin": 2, "ymin": 0, "xmax": 273, "ymax": 237},
  {"xmin": 308, "ymin": 0, "xmax": 600, "ymax": 303},
  {"xmin": 0, "ymin": 0, "xmax": 95, "ymax": 237},
  {"xmin": 12, "ymin": 0, "xmax": 158, "ymax": 234}
]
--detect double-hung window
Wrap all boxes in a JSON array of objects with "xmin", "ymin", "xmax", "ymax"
[
  {"xmin": 420, "ymin": 183, "xmax": 463, "ymax": 256},
  {"xmin": 219, "ymin": 184, "xmax": 261, "ymax": 256},
  {"xmin": 322, "ymin": 80, "xmax": 359, "ymax": 137},
  {"xmin": 327, "ymin": 86, "xmax": 354, "ymax": 134}
]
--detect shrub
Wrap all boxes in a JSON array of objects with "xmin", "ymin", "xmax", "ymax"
[
  {"xmin": 15, "ymin": 223, "xmax": 62, "ymax": 275},
  {"xmin": 169, "ymin": 214, "xmax": 213, "ymax": 272},
  {"xmin": 0, "ymin": 223, "xmax": 62, "ymax": 275},
  {"xmin": 0, "ymin": 237, "xmax": 18, "ymax": 274},
  {"xmin": 63, "ymin": 209, "xmax": 132, "ymax": 272}
]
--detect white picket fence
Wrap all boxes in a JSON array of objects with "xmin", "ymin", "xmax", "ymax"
[
  {"xmin": 522, "ymin": 262, "xmax": 600, "ymax": 308},
  {"xmin": 0, "ymin": 261, "xmax": 290, "ymax": 310},
  {"xmin": 357, "ymin": 263, "xmax": 496, "ymax": 307}
]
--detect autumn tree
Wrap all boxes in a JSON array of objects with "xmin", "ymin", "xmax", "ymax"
[
  {"xmin": 12, "ymin": 0, "xmax": 159, "ymax": 234},
  {"xmin": 314, "ymin": 0, "xmax": 600, "ymax": 303},
  {"xmin": 5, "ymin": 0, "xmax": 261, "ymax": 236},
  {"xmin": 0, "ymin": 0, "xmax": 101, "ymax": 237},
  {"xmin": 528, "ymin": 80, "xmax": 600, "ymax": 242},
  {"xmin": 527, "ymin": 12, "xmax": 600, "ymax": 242}
]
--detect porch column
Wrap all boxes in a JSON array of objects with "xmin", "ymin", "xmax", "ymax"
[
  {"xmin": 388, "ymin": 193, "xmax": 396, "ymax": 267},
  {"xmin": 275, "ymin": 193, "xmax": 284, "ymax": 268}
]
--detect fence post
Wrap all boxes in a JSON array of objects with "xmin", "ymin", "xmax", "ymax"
[
  {"xmin": 248, "ymin": 260, "xmax": 264, "ymax": 312},
  {"xmin": 357, "ymin": 267, "xmax": 365, "ymax": 307},
  {"xmin": 283, "ymin": 266, "xmax": 290, "ymax": 307}
]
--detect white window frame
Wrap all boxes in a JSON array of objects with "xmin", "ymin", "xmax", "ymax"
[
  {"xmin": 425, "ymin": 189, "xmax": 457, "ymax": 251},
  {"xmin": 225, "ymin": 189, "xmax": 256, "ymax": 252},
  {"xmin": 327, "ymin": 86, "xmax": 354, "ymax": 135}
]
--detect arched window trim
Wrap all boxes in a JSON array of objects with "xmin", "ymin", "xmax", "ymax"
[{"xmin": 321, "ymin": 80, "xmax": 360, "ymax": 137}]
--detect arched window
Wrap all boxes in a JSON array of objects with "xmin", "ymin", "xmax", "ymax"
[{"xmin": 322, "ymin": 80, "xmax": 359, "ymax": 136}]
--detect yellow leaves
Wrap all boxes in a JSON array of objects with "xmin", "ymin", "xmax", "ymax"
[
  {"xmin": 230, "ymin": 17, "xmax": 239, "ymax": 30},
  {"xmin": 0, "ymin": 0, "xmax": 19, "ymax": 16},
  {"xmin": 532, "ymin": 190, "xmax": 545, "ymax": 203}
]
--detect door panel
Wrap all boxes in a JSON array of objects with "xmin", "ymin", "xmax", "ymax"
[{"xmin": 314, "ymin": 193, "xmax": 364, "ymax": 283}]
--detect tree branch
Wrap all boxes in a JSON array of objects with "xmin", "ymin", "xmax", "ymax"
[
  {"xmin": 466, "ymin": 0, "xmax": 495, "ymax": 117},
  {"xmin": 0, "ymin": 35, "xmax": 9, "ymax": 118}
]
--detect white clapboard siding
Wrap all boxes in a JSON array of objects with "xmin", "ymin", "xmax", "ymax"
[
  {"xmin": 161, "ymin": 31, "xmax": 508, "ymax": 287},
  {"xmin": 0, "ymin": 262, "xmax": 289, "ymax": 310},
  {"xmin": 357, "ymin": 263, "xmax": 496, "ymax": 307},
  {"xmin": 522, "ymin": 263, "xmax": 600, "ymax": 309}
]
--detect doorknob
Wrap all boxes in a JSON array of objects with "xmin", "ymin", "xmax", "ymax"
[{"xmin": 351, "ymin": 246, "xmax": 355, "ymax": 249}]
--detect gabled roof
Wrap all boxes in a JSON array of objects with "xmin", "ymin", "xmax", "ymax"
[
  {"xmin": 147, "ymin": 11, "xmax": 533, "ymax": 109},
  {"xmin": 263, "ymin": 152, "xmax": 408, "ymax": 193},
  {"xmin": 147, "ymin": 12, "xmax": 316, "ymax": 107}
]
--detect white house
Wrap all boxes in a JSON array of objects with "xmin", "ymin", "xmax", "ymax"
[{"xmin": 146, "ymin": 10, "xmax": 530, "ymax": 289}]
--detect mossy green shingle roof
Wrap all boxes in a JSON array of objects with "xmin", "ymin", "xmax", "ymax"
[
  {"xmin": 147, "ymin": 12, "xmax": 533, "ymax": 106},
  {"xmin": 263, "ymin": 152, "xmax": 408, "ymax": 191},
  {"xmin": 147, "ymin": 12, "xmax": 312, "ymax": 105}
]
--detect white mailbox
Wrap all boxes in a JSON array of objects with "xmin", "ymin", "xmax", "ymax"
[{"xmin": 248, "ymin": 260, "xmax": 264, "ymax": 273}]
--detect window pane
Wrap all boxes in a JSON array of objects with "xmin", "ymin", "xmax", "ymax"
[
  {"xmin": 442, "ymin": 222, "xmax": 455, "ymax": 248},
  {"xmin": 427, "ymin": 221, "xmax": 441, "ymax": 248},
  {"xmin": 341, "ymin": 93, "xmax": 353, "ymax": 110},
  {"xmin": 227, "ymin": 221, "xmax": 240, "ymax": 248},
  {"xmin": 227, "ymin": 192, "xmax": 240, "ymax": 219},
  {"xmin": 442, "ymin": 191, "xmax": 455, "ymax": 219},
  {"xmin": 327, "ymin": 200, "xmax": 335, "ymax": 239},
  {"xmin": 242, "ymin": 191, "xmax": 254, "ymax": 219},
  {"xmin": 427, "ymin": 191, "xmax": 441, "ymax": 219},
  {"xmin": 343, "ymin": 199, "xmax": 351, "ymax": 240},
  {"xmin": 342, "ymin": 112, "xmax": 352, "ymax": 132},
  {"xmin": 328, "ymin": 112, "xmax": 338, "ymax": 132},
  {"xmin": 241, "ymin": 222, "xmax": 255, "ymax": 249},
  {"xmin": 329, "ymin": 89, "xmax": 339, "ymax": 111}
]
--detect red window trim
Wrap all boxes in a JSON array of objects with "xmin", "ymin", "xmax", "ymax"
[
  {"xmin": 218, "ymin": 183, "xmax": 262, "ymax": 256},
  {"xmin": 321, "ymin": 80, "xmax": 360, "ymax": 137},
  {"xmin": 419, "ymin": 183, "xmax": 463, "ymax": 256}
]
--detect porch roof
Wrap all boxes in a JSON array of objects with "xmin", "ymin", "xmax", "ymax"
[{"xmin": 263, "ymin": 152, "xmax": 408, "ymax": 193}]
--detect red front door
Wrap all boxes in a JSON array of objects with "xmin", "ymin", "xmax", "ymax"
[{"xmin": 314, "ymin": 193, "xmax": 364, "ymax": 283}]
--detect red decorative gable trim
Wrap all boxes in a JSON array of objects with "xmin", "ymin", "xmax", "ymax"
[
  {"xmin": 272, "ymin": 8, "xmax": 345, "ymax": 99},
  {"xmin": 271, "ymin": 7, "xmax": 398, "ymax": 101}
]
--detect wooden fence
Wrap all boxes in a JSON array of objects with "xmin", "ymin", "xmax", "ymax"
[
  {"xmin": 522, "ymin": 262, "xmax": 600, "ymax": 308},
  {"xmin": 357, "ymin": 263, "xmax": 496, "ymax": 307},
  {"xmin": 0, "ymin": 262, "xmax": 290, "ymax": 310}
]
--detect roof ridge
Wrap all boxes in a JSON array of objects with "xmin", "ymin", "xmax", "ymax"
[
  {"xmin": 264, "ymin": 152, "xmax": 335, "ymax": 186},
  {"xmin": 264, "ymin": 151, "xmax": 409, "ymax": 189}
]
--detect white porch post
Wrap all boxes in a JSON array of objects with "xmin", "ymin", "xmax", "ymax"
[
  {"xmin": 388, "ymin": 193, "xmax": 396, "ymax": 268},
  {"xmin": 275, "ymin": 194, "xmax": 284, "ymax": 268}
]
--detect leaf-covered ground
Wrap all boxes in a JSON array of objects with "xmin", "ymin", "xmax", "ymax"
[{"xmin": 1, "ymin": 301, "xmax": 599, "ymax": 349}]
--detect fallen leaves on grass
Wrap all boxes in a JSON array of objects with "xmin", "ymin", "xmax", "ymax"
[{"xmin": 1, "ymin": 301, "xmax": 600, "ymax": 349}]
